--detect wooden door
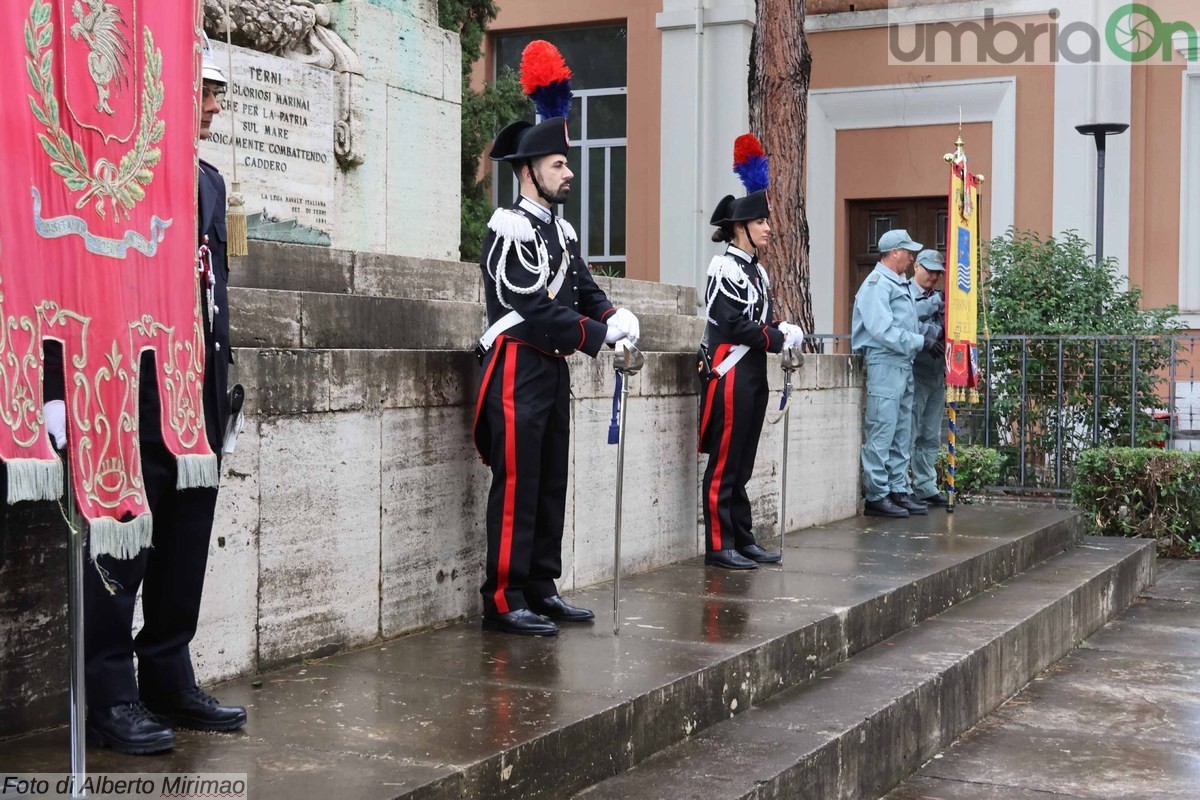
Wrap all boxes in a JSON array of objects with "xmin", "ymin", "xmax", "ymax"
[{"xmin": 847, "ymin": 197, "xmax": 947, "ymax": 328}]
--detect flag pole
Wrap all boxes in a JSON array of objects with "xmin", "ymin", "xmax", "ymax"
[
  {"xmin": 943, "ymin": 128, "xmax": 966, "ymax": 514},
  {"xmin": 63, "ymin": 456, "xmax": 87, "ymax": 797}
]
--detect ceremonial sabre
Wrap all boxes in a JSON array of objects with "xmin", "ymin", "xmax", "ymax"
[
  {"xmin": 777, "ymin": 346, "xmax": 803, "ymax": 563},
  {"xmin": 610, "ymin": 340, "xmax": 645, "ymax": 635}
]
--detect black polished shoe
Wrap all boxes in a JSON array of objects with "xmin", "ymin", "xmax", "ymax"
[
  {"xmin": 889, "ymin": 493, "xmax": 929, "ymax": 515},
  {"xmin": 705, "ymin": 549, "xmax": 759, "ymax": 570},
  {"xmin": 482, "ymin": 608, "xmax": 559, "ymax": 636},
  {"xmin": 738, "ymin": 544, "xmax": 781, "ymax": 564},
  {"xmin": 86, "ymin": 701, "xmax": 175, "ymax": 754},
  {"xmin": 528, "ymin": 595, "xmax": 595, "ymax": 622},
  {"xmin": 144, "ymin": 686, "xmax": 247, "ymax": 732},
  {"xmin": 918, "ymin": 493, "xmax": 948, "ymax": 508},
  {"xmin": 864, "ymin": 497, "xmax": 909, "ymax": 518}
]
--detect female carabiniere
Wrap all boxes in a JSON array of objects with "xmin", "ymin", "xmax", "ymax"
[{"xmin": 697, "ymin": 134, "xmax": 805, "ymax": 570}]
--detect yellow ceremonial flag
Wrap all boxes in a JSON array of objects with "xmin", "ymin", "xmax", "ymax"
[{"xmin": 945, "ymin": 160, "xmax": 981, "ymax": 400}]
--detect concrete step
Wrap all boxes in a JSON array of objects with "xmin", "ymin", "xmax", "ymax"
[
  {"xmin": 229, "ymin": 286, "xmax": 707, "ymax": 353},
  {"xmin": 0, "ymin": 509, "xmax": 1092, "ymax": 799},
  {"xmin": 572, "ymin": 536, "xmax": 1154, "ymax": 800},
  {"xmin": 232, "ymin": 241, "xmax": 698, "ymax": 315}
]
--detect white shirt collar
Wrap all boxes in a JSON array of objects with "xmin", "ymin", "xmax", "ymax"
[
  {"xmin": 518, "ymin": 195, "xmax": 553, "ymax": 224},
  {"xmin": 726, "ymin": 245, "xmax": 755, "ymax": 264}
]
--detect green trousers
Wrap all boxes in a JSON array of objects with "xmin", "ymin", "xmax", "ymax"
[
  {"xmin": 909, "ymin": 369, "xmax": 945, "ymax": 499},
  {"xmin": 861, "ymin": 356, "xmax": 914, "ymax": 502}
]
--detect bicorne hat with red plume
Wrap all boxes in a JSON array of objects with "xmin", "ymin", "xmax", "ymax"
[
  {"xmin": 490, "ymin": 41, "xmax": 574, "ymax": 164},
  {"xmin": 711, "ymin": 133, "xmax": 771, "ymax": 225}
]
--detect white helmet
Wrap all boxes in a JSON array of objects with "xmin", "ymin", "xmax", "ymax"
[{"xmin": 201, "ymin": 31, "xmax": 227, "ymax": 86}]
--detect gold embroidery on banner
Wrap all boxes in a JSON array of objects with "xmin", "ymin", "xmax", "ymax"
[
  {"xmin": 128, "ymin": 314, "xmax": 204, "ymax": 449},
  {"xmin": 0, "ymin": 279, "xmax": 46, "ymax": 449},
  {"xmin": 38, "ymin": 301, "xmax": 142, "ymax": 511},
  {"xmin": 69, "ymin": 0, "xmax": 133, "ymax": 117},
  {"xmin": 26, "ymin": 0, "xmax": 165, "ymax": 220}
]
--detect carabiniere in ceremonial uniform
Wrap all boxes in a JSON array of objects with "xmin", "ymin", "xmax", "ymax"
[
  {"xmin": 472, "ymin": 111, "xmax": 639, "ymax": 636},
  {"xmin": 697, "ymin": 134, "xmax": 805, "ymax": 570}
]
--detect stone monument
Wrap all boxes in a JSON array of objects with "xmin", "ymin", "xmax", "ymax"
[{"xmin": 200, "ymin": 0, "xmax": 461, "ymax": 259}]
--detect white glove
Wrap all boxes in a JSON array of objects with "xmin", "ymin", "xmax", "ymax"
[
  {"xmin": 611, "ymin": 308, "xmax": 640, "ymax": 345},
  {"xmin": 44, "ymin": 400, "xmax": 66, "ymax": 449},
  {"xmin": 605, "ymin": 322, "xmax": 625, "ymax": 344},
  {"xmin": 779, "ymin": 322, "xmax": 805, "ymax": 350}
]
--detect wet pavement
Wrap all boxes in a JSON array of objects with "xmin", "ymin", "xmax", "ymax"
[
  {"xmin": 886, "ymin": 559, "xmax": 1200, "ymax": 800},
  {"xmin": 0, "ymin": 506, "xmax": 1152, "ymax": 800}
]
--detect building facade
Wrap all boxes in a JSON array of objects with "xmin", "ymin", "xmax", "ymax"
[{"xmin": 477, "ymin": 0, "xmax": 1199, "ymax": 333}]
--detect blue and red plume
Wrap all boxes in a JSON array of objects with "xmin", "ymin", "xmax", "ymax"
[
  {"xmin": 732, "ymin": 134, "xmax": 770, "ymax": 194},
  {"xmin": 520, "ymin": 40, "xmax": 573, "ymax": 120}
]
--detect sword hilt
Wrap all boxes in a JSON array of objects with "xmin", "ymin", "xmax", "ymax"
[
  {"xmin": 780, "ymin": 345, "xmax": 804, "ymax": 373},
  {"xmin": 613, "ymin": 340, "xmax": 645, "ymax": 375}
]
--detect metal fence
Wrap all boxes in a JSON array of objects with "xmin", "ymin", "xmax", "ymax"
[{"xmin": 809, "ymin": 333, "xmax": 1200, "ymax": 492}]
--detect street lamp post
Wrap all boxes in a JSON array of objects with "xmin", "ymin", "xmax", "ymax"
[{"xmin": 1076, "ymin": 123, "xmax": 1130, "ymax": 266}]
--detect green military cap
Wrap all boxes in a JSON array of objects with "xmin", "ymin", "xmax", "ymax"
[{"xmin": 916, "ymin": 249, "xmax": 945, "ymax": 271}]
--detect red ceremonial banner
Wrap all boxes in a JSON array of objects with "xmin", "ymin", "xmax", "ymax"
[{"xmin": 0, "ymin": 0, "xmax": 212, "ymax": 557}]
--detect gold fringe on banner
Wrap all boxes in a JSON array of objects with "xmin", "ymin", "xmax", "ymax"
[
  {"xmin": 6, "ymin": 458, "xmax": 64, "ymax": 503},
  {"xmin": 176, "ymin": 453, "xmax": 220, "ymax": 490},
  {"xmin": 90, "ymin": 513, "xmax": 154, "ymax": 560}
]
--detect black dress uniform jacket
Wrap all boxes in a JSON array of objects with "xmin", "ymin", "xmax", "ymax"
[{"xmin": 472, "ymin": 199, "xmax": 615, "ymax": 461}]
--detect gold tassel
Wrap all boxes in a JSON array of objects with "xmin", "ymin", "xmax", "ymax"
[
  {"xmin": 221, "ymin": 0, "xmax": 247, "ymax": 258},
  {"xmin": 226, "ymin": 180, "xmax": 248, "ymax": 257}
]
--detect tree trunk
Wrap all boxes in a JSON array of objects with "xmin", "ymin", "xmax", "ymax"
[{"xmin": 749, "ymin": 0, "xmax": 814, "ymax": 338}]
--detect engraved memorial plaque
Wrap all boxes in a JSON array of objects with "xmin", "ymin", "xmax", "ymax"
[{"xmin": 200, "ymin": 42, "xmax": 336, "ymax": 247}]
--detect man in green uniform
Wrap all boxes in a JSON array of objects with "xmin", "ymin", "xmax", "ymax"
[
  {"xmin": 909, "ymin": 249, "xmax": 947, "ymax": 508},
  {"xmin": 851, "ymin": 229, "xmax": 935, "ymax": 518}
]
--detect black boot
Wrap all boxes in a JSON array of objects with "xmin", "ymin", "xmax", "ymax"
[
  {"xmin": 864, "ymin": 497, "xmax": 909, "ymax": 518},
  {"xmin": 482, "ymin": 608, "xmax": 559, "ymax": 636},
  {"xmin": 918, "ymin": 492, "xmax": 948, "ymax": 508},
  {"xmin": 528, "ymin": 595, "xmax": 595, "ymax": 622},
  {"xmin": 738, "ymin": 544, "xmax": 781, "ymax": 564},
  {"xmin": 143, "ymin": 686, "xmax": 247, "ymax": 732},
  {"xmin": 87, "ymin": 702, "xmax": 175, "ymax": 754},
  {"xmin": 705, "ymin": 549, "xmax": 758, "ymax": 570},
  {"xmin": 889, "ymin": 493, "xmax": 929, "ymax": 515}
]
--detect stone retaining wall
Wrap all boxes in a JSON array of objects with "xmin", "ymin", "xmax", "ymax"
[{"xmin": 0, "ymin": 248, "xmax": 865, "ymax": 736}]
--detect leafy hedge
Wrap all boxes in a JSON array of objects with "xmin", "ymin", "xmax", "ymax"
[
  {"xmin": 935, "ymin": 445, "xmax": 1004, "ymax": 501},
  {"xmin": 1072, "ymin": 448, "xmax": 1200, "ymax": 559}
]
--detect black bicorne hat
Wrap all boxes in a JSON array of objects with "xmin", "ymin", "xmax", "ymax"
[
  {"xmin": 489, "ymin": 117, "xmax": 570, "ymax": 163},
  {"xmin": 710, "ymin": 190, "xmax": 770, "ymax": 227},
  {"xmin": 731, "ymin": 190, "xmax": 770, "ymax": 222},
  {"xmin": 709, "ymin": 195, "xmax": 737, "ymax": 226}
]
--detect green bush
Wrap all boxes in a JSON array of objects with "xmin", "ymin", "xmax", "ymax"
[
  {"xmin": 935, "ymin": 445, "xmax": 1004, "ymax": 501},
  {"xmin": 1072, "ymin": 448, "xmax": 1200, "ymax": 559},
  {"xmin": 973, "ymin": 230, "xmax": 1183, "ymax": 487}
]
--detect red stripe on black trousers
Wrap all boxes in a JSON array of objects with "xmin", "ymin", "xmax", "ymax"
[
  {"xmin": 481, "ymin": 342, "xmax": 571, "ymax": 615},
  {"xmin": 495, "ymin": 345, "xmax": 519, "ymax": 613},
  {"xmin": 702, "ymin": 350, "xmax": 770, "ymax": 554}
]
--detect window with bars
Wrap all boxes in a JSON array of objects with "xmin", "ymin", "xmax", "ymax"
[
  {"xmin": 494, "ymin": 26, "xmax": 628, "ymax": 276},
  {"xmin": 936, "ymin": 211, "xmax": 949, "ymax": 255},
  {"xmin": 867, "ymin": 214, "xmax": 899, "ymax": 253}
]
